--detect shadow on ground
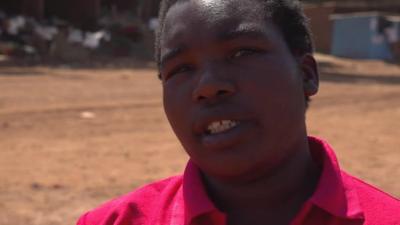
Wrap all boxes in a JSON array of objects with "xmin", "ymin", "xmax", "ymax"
[
  {"xmin": 320, "ymin": 72, "xmax": 400, "ymax": 85},
  {"xmin": 0, "ymin": 56, "xmax": 157, "ymax": 77}
]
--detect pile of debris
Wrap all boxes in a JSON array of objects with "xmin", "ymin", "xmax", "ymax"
[{"xmin": 0, "ymin": 10, "xmax": 151, "ymax": 62}]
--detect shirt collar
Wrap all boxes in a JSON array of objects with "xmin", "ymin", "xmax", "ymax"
[
  {"xmin": 182, "ymin": 136, "xmax": 365, "ymax": 223},
  {"xmin": 308, "ymin": 136, "xmax": 364, "ymax": 219},
  {"xmin": 183, "ymin": 160, "xmax": 224, "ymax": 224}
]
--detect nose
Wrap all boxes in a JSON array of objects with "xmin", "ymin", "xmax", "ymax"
[{"xmin": 192, "ymin": 67, "xmax": 236, "ymax": 103}]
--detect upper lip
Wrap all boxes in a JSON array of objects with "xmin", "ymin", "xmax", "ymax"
[{"xmin": 193, "ymin": 108, "xmax": 250, "ymax": 135}]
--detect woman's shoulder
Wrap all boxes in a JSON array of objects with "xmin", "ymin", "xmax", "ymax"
[{"xmin": 76, "ymin": 175, "xmax": 183, "ymax": 225}]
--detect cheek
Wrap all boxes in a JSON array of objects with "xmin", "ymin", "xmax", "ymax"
[
  {"xmin": 234, "ymin": 59, "xmax": 305, "ymax": 125},
  {"xmin": 163, "ymin": 89, "xmax": 200, "ymax": 154},
  {"xmin": 241, "ymin": 58, "xmax": 303, "ymax": 100},
  {"xmin": 163, "ymin": 85, "xmax": 193, "ymax": 135},
  {"xmin": 163, "ymin": 89, "xmax": 180, "ymax": 127}
]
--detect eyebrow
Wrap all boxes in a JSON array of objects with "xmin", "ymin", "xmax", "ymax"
[
  {"xmin": 160, "ymin": 45, "xmax": 187, "ymax": 69},
  {"xmin": 159, "ymin": 28, "xmax": 269, "ymax": 68},
  {"xmin": 217, "ymin": 27, "xmax": 270, "ymax": 42}
]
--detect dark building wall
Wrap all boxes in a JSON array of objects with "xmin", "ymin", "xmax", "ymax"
[
  {"xmin": 44, "ymin": 0, "xmax": 100, "ymax": 28},
  {"xmin": 68, "ymin": 0, "xmax": 101, "ymax": 29},
  {"xmin": 108, "ymin": 0, "xmax": 138, "ymax": 11},
  {"xmin": 0, "ymin": 0, "xmax": 24, "ymax": 15},
  {"xmin": 0, "ymin": 0, "xmax": 44, "ymax": 19},
  {"xmin": 137, "ymin": 0, "xmax": 160, "ymax": 21},
  {"xmin": 0, "ymin": 0, "xmax": 158, "ymax": 26},
  {"xmin": 22, "ymin": 0, "xmax": 44, "ymax": 19},
  {"xmin": 0, "ymin": 0, "xmax": 101, "ymax": 28},
  {"xmin": 304, "ymin": 4, "xmax": 336, "ymax": 53}
]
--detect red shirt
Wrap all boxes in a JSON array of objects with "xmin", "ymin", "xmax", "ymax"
[{"xmin": 77, "ymin": 137, "xmax": 400, "ymax": 225}]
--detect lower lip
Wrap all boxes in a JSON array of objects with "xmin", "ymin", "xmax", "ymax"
[{"xmin": 201, "ymin": 121, "xmax": 254, "ymax": 150}]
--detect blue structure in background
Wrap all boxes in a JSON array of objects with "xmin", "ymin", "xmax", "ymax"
[{"xmin": 331, "ymin": 12, "xmax": 400, "ymax": 60}]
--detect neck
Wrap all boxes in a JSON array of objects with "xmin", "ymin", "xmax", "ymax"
[{"xmin": 201, "ymin": 137, "xmax": 320, "ymax": 224}]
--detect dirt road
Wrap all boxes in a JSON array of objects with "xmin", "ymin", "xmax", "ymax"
[{"xmin": 0, "ymin": 54, "xmax": 399, "ymax": 225}]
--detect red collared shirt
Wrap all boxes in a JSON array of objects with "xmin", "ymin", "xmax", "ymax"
[{"xmin": 77, "ymin": 137, "xmax": 400, "ymax": 225}]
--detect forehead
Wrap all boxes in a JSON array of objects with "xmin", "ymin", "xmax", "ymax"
[{"xmin": 161, "ymin": 0, "xmax": 269, "ymax": 48}]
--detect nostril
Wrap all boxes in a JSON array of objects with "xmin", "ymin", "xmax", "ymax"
[
  {"xmin": 193, "ymin": 81, "xmax": 236, "ymax": 102},
  {"xmin": 196, "ymin": 90, "xmax": 230, "ymax": 101},
  {"xmin": 217, "ymin": 90, "xmax": 229, "ymax": 96}
]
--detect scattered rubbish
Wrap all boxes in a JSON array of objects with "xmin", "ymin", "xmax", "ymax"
[
  {"xmin": 0, "ymin": 11, "xmax": 148, "ymax": 61},
  {"xmin": 51, "ymin": 184, "xmax": 64, "ymax": 190},
  {"xmin": 2, "ymin": 122, "xmax": 9, "ymax": 128},
  {"xmin": 7, "ymin": 16, "xmax": 26, "ymax": 35},
  {"xmin": 80, "ymin": 111, "xmax": 96, "ymax": 119},
  {"xmin": 34, "ymin": 24, "xmax": 58, "ymax": 41},
  {"xmin": 30, "ymin": 182, "xmax": 43, "ymax": 190},
  {"xmin": 30, "ymin": 182, "xmax": 65, "ymax": 190},
  {"xmin": 50, "ymin": 27, "xmax": 90, "ymax": 61},
  {"xmin": 82, "ymin": 30, "xmax": 111, "ymax": 49},
  {"xmin": 148, "ymin": 18, "xmax": 159, "ymax": 32},
  {"xmin": 68, "ymin": 29, "xmax": 84, "ymax": 43}
]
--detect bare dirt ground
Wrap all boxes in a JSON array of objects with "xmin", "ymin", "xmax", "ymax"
[{"xmin": 0, "ymin": 54, "xmax": 399, "ymax": 225}]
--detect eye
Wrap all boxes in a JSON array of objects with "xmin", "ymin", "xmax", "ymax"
[
  {"xmin": 230, "ymin": 48, "xmax": 262, "ymax": 59},
  {"xmin": 165, "ymin": 64, "xmax": 194, "ymax": 80}
]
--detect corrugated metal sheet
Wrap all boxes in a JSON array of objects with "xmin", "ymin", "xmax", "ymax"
[{"xmin": 331, "ymin": 12, "xmax": 400, "ymax": 60}]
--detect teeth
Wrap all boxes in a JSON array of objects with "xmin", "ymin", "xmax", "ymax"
[{"xmin": 207, "ymin": 120, "xmax": 239, "ymax": 134}]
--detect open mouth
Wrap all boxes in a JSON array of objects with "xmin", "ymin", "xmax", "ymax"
[
  {"xmin": 205, "ymin": 120, "xmax": 240, "ymax": 135},
  {"xmin": 200, "ymin": 118, "xmax": 253, "ymax": 150}
]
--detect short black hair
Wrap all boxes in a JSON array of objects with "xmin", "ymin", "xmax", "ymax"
[{"xmin": 155, "ymin": 0, "xmax": 314, "ymax": 107}]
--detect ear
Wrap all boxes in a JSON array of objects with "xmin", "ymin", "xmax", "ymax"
[{"xmin": 298, "ymin": 54, "xmax": 319, "ymax": 97}]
